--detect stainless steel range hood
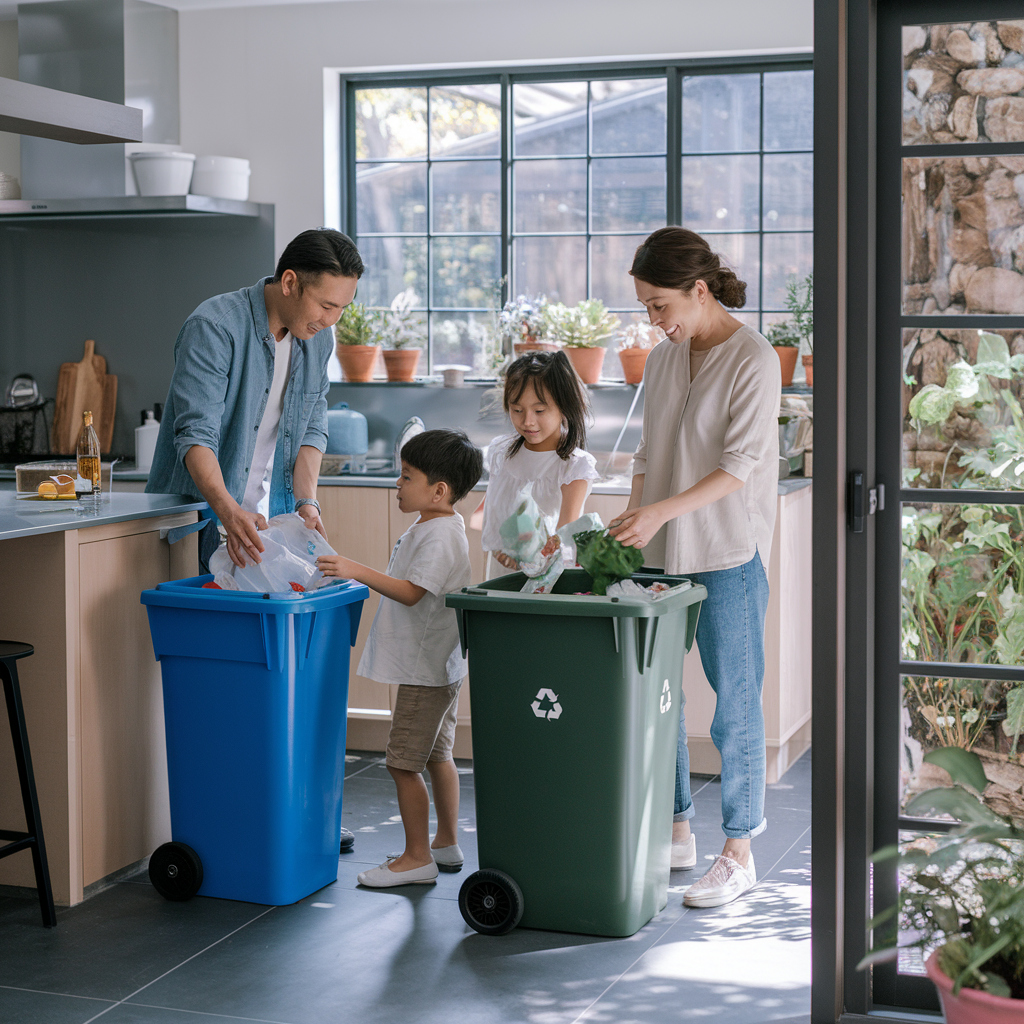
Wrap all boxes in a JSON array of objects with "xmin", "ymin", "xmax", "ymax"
[{"xmin": 18, "ymin": 0, "xmax": 175, "ymax": 200}]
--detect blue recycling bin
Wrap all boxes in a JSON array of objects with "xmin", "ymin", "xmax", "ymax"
[{"xmin": 141, "ymin": 575, "xmax": 368, "ymax": 905}]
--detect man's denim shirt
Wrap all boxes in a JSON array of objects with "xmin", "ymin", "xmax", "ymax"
[{"xmin": 146, "ymin": 278, "xmax": 330, "ymax": 518}]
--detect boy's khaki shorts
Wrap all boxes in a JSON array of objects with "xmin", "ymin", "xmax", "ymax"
[{"xmin": 386, "ymin": 680, "xmax": 463, "ymax": 773}]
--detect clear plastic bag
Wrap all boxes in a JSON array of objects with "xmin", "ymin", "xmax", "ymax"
[
  {"xmin": 208, "ymin": 513, "xmax": 338, "ymax": 594},
  {"xmin": 497, "ymin": 485, "xmax": 564, "ymax": 593}
]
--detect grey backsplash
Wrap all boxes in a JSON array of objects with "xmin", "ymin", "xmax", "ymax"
[{"xmin": 326, "ymin": 381, "xmax": 643, "ymax": 475}]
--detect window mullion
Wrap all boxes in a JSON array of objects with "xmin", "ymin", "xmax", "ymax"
[
  {"xmin": 501, "ymin": 73, "xmax": 511, "ymax": 314},
  {"xmin": 666, "ymin": 66, "xmax": 682, "ymax": 227}
]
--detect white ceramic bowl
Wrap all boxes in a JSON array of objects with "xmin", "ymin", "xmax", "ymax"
[
  {"xmin": 190, "ymin": 155, "xmax": 251, "ymax": 201},
  {"xmin": 129, "ymin": 151, "xmax": 195, "ymax": 197}
]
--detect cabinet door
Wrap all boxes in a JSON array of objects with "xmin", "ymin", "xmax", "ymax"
[{"xmin": 318, "ymin": 487, "xmax": 393, "ymax": 714}]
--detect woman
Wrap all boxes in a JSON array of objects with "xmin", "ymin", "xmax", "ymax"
[{"xmin": 609, "ymin": 227, "xmax": 781, "ymax": 909}]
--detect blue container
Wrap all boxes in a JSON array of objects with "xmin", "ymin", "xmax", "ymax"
[{"xmin": 141, "ymin": 575, "xmax": 369, "ymax": 905}]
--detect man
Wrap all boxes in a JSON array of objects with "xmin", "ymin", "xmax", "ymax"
[
  {"xmin": 148, "ymin": 227, "xmax": 364, "ymax": 856},
  {"xmin": 148, "ymin": 228, "xmax": 363, "ymax": 569}
]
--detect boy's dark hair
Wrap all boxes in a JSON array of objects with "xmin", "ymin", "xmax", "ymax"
[
  {"xmin": 503, "ymin": 350, "xmax": 590, "ymax": 460},
  {"xmin": 274, "ymin": 228, "xmax": 364, "ymax": 284},
  {"xmin": 401, "ymin": 429, "xmax": 483, "ymax": 504}
]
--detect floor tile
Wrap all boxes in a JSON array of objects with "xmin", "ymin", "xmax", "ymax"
[
  {"xmin": 128, "ymin": 885, "xmax": 687, "ymax": 1024},
  {"xmin": 0, "ymin": 986, "xmax": 114, "ymax": 1024},
  {"xmin": 0, "ymin": 883, "xmax": 268, "ymax": 1001},
  {"xmin": 101, "ymin": 1004, "xmax": 295, "ymax": 1024}
]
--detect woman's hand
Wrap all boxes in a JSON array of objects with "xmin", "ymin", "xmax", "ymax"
[
  {"xmin": 493, "ymin": 551, "xmax": 520, "ymax": 570},
  {"xmin": 608, "ymin": 503, "xmax": 668, "ymax": 549}
]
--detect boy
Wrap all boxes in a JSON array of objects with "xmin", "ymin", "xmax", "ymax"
[{"xmin": 317, "ymin": 429, "xmax": 483, "ymax": 887}]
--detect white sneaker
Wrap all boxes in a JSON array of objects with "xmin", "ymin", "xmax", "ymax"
[
  {"xmin": 431, "ymin": 843, "xmax": 464, "ymax": 872},
  {"xmin": 683, "ymin": 853, "xmax": 756, "ymax": 908},
  {"xmin": 670, "ymin": 834, "xmax": 697, "ymax": 870},
  {"xmin": 357, "ymin": 858, "xmax": 438, "ymax": 888}
]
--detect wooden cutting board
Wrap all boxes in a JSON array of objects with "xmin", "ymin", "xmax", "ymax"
[{"xmin": 50, "ymin": 340, "xmax": 118, "ymax": 454}]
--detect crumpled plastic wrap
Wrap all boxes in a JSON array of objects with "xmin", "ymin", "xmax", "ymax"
[
  {"xmin": 498, "ymin": 485, "xmax": 565, "ymax": 593},
  {"xmin": 605, "ymin": 578, "xmax": 689, "ymax": 601},
  {"xmin": 208, "ymin": 513, "xmax": 339, "ymax": 594}
]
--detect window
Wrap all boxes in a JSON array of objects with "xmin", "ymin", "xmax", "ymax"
[{"xmin": 341, "ymin": 59, "xmax": 812, "ymax": 377}]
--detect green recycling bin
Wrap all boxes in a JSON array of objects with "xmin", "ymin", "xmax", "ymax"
[{"xmin": 446, "ymin": 569, "xmax": 706, "ymax": 938}]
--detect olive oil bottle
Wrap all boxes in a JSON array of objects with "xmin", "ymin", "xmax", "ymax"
[{"xmin": 76, "ymin": 410, "xmax": 101, "ymax": 506}]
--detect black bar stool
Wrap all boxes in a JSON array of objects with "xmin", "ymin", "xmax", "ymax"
[{"xmin": 0, "ymin": 642, "xmax": 56, "ymax": 927}]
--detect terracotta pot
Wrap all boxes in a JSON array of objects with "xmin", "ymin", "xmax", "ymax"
[
  {"xmin": 513, "ymin": 340, "xmax": 559, "ymax": 356},
  {"xmin": 564, "ymin": 346, "xmax": 606, "ymax": 384},
  {"xmin": 382, "ymin": 348, "xmax": 421, "ymax": 382},
  {"xmin": 802, "ymin": 353, "xmax": 814, "ymax": 387},
  {"xmin": 618, "ymin": 347, "xmax": 651, "ymax": 385},
  {"xmin": 927, "ymin": 949, "xmax": 1024, "ymax": 1024},
  {"xmin": 336, "ymin": 343, "xmax": 380, "ymax": 382},
  {"xmin": 772, "ymin": 345, "xmax": 799, "ymax": 387}
]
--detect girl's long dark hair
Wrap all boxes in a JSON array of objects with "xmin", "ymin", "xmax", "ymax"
[{"xmin": 503, "ymin": 351, "xmax": 590, "ymax": 460}]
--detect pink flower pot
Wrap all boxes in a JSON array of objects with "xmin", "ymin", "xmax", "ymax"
[{"xmin": 927, "ymin": 950, "xmax": 1024, "ymax": 1024}]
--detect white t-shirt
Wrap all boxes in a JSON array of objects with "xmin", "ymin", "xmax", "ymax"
[
  {"xmin": 480, "ymin": 433, "xmax": 599, "ymax": 552},
  {"xmin": 358, "ymin": 513, "xmax": 472, "ymax": 687},
  {"xmin": 241, "ymin": 333, "xmax": 294, "ymax": 518}
]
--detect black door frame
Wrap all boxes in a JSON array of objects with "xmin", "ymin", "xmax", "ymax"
[{"xmin": 814, "ymin": 2, "xmax": 1024, "ymax": 1020}]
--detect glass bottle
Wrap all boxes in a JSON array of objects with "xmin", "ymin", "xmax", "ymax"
[{"xmin": 76, "ymin": 410, "xmax": 101, "ymax": 506}]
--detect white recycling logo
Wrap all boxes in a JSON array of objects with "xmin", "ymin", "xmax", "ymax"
[
  {"xmin": 531, "ymin": 687, "xmax": 562, "ymax": 721},
  {"xmin": 660, "ymin": 679, "xmax": 672, "ymax": 714}
]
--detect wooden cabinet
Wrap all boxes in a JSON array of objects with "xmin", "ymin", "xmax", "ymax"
[{"xmin": 0, "ymin": 511, "xmax": 199, "ymax": 905}]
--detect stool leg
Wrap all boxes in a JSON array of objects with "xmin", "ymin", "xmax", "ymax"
[{"xmin": 1, "ymin": 662, "xmax": 57, "ymax": 927}]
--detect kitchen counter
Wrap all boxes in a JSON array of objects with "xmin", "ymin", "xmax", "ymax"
[{"xmin": 0, "ymin": 491, "xmax": 206, "ymax": 542}]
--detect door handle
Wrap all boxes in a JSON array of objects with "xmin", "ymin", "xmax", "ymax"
[{"xmin": 848, "ymin": 472, "xmax": 883, "ymax": 533}]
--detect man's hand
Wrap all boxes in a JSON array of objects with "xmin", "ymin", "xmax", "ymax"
[
  {"xmin": 608, "ymin": 503, "xmax": 668, "ymax": 550},
  {"xmin": 220, "ymin": 506, "xmax": 268, "ymax": 567},
  {"xmin": 297, "ymin": 502, "xmax": 327, "ymax": 540}
]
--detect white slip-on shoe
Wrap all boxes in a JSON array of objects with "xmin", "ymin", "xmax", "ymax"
[
  {"xmin": 431, "ymin": 843, "xmax": 464, "ymax": 872},
  {"xmin": 670, "ymin": 834, "xmax": 697, "ymax": 870},
  {"xmin": 683, "ymin": 853, "xmax": 756, "ymax": 908},
  {"xmin": 357, "ymin": 859, "xmax": 438, "ymax": 888}
]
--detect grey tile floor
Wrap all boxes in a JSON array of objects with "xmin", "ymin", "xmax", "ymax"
[{"xmin": 0, "ymin": 751, "xmax": 811, "ymax": 1024}]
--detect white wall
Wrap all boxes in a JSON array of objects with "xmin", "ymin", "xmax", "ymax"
[{"xmin": 178, "ymin": 0, "xmax": 813, "ymax": 257}]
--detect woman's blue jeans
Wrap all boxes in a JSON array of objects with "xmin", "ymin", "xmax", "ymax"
[{"xmin": 674, "ymin": 550, "xmax": 770, "ymax": 839}]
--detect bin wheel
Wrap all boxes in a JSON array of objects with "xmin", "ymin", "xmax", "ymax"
[
  {"xmin": 458, "ymin": 870, "xmax": 524, "ymax": 935},
  {"xmin": 149, "ymin": 842, "xmax": 203, "ymax": 901}
]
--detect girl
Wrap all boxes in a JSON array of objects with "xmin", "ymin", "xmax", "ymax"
[
  {"xmin": 609, "ymin": 226, "xmax": 780, "ymax": 910},
  {"xmin": 479, "ymin": 351, "xmax": 598, "ymax": 572}
]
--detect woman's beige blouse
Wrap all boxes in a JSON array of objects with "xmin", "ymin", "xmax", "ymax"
[{"xmin": 631, "ymin": 326, "xmax": 781, "ymax": 574}]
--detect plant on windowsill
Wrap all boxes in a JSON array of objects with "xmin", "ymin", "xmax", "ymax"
[
  {"xmin": 766, "ymin": 274, "xmax": 814, "ymax": 387},
  {"xmin": 499, "ymin": 294, "xmax": 556, "ymax": 356},
  {"xmin": 334, "ymin": 302, "xmax": 385, "ymax": 382},
  {"xmin": 380, "ymin": 289, "xmax": 425, "ymax": 383},
  {"xmin": 860, "ymin": 746, "xmax": 1024, "ymax": 1024},
  {"xmin": 543, "ymin": 299, "xmax": 621, "ymax": 384},
  {"xmin": 616, "ymin": 321, "xmax": 664, "ymax": 385}
]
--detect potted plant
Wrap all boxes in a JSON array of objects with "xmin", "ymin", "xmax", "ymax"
[
  {"xmin": 380, "ymin": 289, "xmax": 424, "ymax": 383},
  {"xmin": 617, "ymin": 321, "xmax": 663, "ymax": 384},
  {"xmin": 860, "ymin": 745, "xmax": 1024, "ymax": 1023},
  {"xmin": 767, "ymin": 275, "xmax": 814, "ymax": 387},
  {"xmin": 765, "ymin": 319, "xmax": 801, "ymax": 387},
  {"xmin": 544, "ymin": 299, "xmax": 621, "ymax": 385},
  {"xmin": 335, "ymin": 303, "xmax": 384, "ymax": 382},
  {"xmin": 500, "ymin": 295, "xmax": 556, "ymax": 355}
]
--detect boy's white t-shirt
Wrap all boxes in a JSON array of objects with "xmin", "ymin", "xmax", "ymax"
[
  {"xmin": 358, "ymin": 512, "xmax": 472, "ymax": 687},
  {"xmin": 241, "ymin": 334, "xmax": 294, "ymax": 518},
  {"xmin": 481, "ymin": 433, "xmax": 599, "ymax": 552}
]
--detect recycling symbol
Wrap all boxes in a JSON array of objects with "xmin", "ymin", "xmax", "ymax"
[
  {"xmin": 531, "ymin": 687, "xmax": 562, "ymax": 721},
  {"xmin": 659, "ymin": 679, "xmax": 672, "ymax": 714}
]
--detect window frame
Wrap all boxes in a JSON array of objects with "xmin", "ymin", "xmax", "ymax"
[{"xmin": 339, "ymin": 54, "xmax": 813, "ymax": 375}]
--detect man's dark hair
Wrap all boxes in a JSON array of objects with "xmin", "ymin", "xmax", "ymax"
[
  {"xmin": 401, "ymin": 429, "xmax": 482, "ymax": 504},
  {"xmin": 273, "ymin": 228, "xmax": 364, "ymax": 284}
]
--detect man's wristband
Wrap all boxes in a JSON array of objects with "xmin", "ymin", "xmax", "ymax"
[{"xmin": 294, "ymin": 498, "xmax": 321, "ymax": 514}]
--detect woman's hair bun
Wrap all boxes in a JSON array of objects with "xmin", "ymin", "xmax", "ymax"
[{"xmin": 711, "ymin": 268, "xmax": 747, "ymax": 309}]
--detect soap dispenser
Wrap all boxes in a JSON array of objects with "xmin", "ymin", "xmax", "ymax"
[{"xmin": 135, "ymin": 410, "xmax": 160, "ymax": 473}]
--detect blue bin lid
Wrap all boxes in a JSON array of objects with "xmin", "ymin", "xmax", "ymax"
[{"xmin": 142, "ymin": 574, "xmax": 369, "ymax": 613}]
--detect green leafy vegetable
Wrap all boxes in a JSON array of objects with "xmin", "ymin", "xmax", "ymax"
[{"xmin": 573, "ymin": 529, "xmax": 643, "ymax": 595}]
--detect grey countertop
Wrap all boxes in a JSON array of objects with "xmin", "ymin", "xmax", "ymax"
[{"xmin": 0, "ymin": 491, "xmax": 207, "ymax": 542}]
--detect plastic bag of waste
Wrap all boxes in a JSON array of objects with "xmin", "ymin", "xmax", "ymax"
[
  {"xmin": 497, "ymin": 485, "xmax": 565, "ymax": 593},
  {"xmin": 209, "ymin": 513, "xmax": 337, "ymax": 594}
]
